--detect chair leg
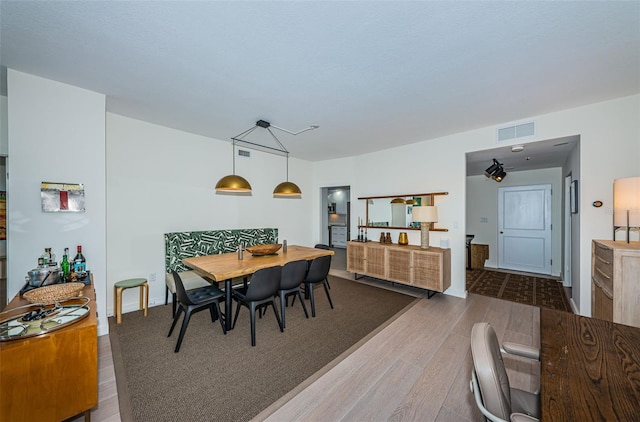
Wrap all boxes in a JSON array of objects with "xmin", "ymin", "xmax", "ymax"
[
  {"xmin": 115, "ymin": 286, "xmax": 123, "ymax": 324},
  {"xmin": 214, "ymin": 302, "xmax": 226, "ymax": 335},
  {"xmin": 168, "ymin": 306, "xmax": 184, "ymax": 337},
  {"xmin": 271, "ymin": 300, "xmax": 283, "ymax": 332},
  {"xmin": 308, "ymin": 283, "xmax": 316, "ymax": 317},
  {"xmin": 172, "ymin": 293, "xmax": 177, "ymax": 317},
  {"xmin": 174, "ymin": 307, "xmax": 194, "ymax": 352},
  {"xmin": 209, "ymin": 304, "xmax": 218, "ymax": 322},
  {"xmin": 165, "ymin": 285, "xmax": 169, "ymax": 305},
  {"xmin": 232, "ymin": 301, "xmax": 242, "ymax": 329},
  {"xmin": 279, "ymin": 291, "xmax": 287, "ymax": 329},
  {"xmin": 141, "ymin": 282, "xmax": 149, "ymax": 317},
  {"xmin": 249, "ymin": 302, "xmax": 257, "ymax": 347},
  {"xmin": 323, "ymin": 280, "xmax": 334, "ymax": 309},
  {"xmin": 296, "ymin": 290, "xmax": 309, "ymax": 319}
]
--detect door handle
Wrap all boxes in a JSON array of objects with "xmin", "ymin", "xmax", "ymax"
[{"xmin": 500, "ymin": 231, "xmax": 504, "ymax": 234}]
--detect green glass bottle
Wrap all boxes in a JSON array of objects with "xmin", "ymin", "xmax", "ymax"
[{"xmin": 61, "ymin": 248, "xmax": 70, "ymax": 281}]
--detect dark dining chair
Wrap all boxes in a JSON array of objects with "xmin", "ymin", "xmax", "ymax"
[
  {"xmin": 314, "ymin": 244, "xmax": 332, "ymax": 289},
  {"xmin": 164, "ymin": 270, "xmax": 212, "ymax": 318},
  {"xmin": 167, "ymin": 271, "xmax": 226, "ymax": 353},
  {"xmin": 303, "ymin": 255, "xmax": 333, "ymax": 317},
  {"xmin": 278, "ymin": 260, "xmax": 309, "ymax": 329},
  {"xmin": 232, "ymin": 266, "xmax": 283, "ymax": 346}
]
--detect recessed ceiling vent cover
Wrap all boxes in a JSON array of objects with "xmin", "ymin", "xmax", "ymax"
[
  {"xmin": 497, "ymin": 121, "xmax": 535, "ymax": 143},
  {"xmin": 238, "ymin": 149, "xmax": 250, "ymax": 158}
]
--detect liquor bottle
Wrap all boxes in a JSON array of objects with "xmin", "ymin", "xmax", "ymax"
[
  {"xmin": 61, "ymin": 248, "xmax": 70, "ymax": 280},
  {"xmin": 73, "ymin": 245, "xmax": 86, "ymax": 272},
  {"xmin": 40, "ymin": 248, "xmax": 52, "ymax": 266}
]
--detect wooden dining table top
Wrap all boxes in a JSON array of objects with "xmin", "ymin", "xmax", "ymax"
[
  {"xmin": 540, "ymin": 308, "xmax": 640, "ymax": 421},
  {"xmin": 182, "ymin": 244, "xmax": 334, "ymax": 281}
]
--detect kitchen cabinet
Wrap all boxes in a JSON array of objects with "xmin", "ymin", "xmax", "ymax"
[
  {"xmin": 347, "ymin": 241, "xmax": 450, "ymax": 296},
  {"xmin": 591, "ymin": 240, "xmax": 640, "ymax": 328},
  {"xmin": 331, "ymin": 226, "xmax": 347, "ymax": 248},
  {"xmin": 0, "ymin": 280, "xmax": 98, "ymax": 421}
]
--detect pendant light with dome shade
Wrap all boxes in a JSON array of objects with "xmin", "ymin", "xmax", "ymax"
[
  {"xmin": 216, "ymin": 119, "xmax": 318, "ymax": 196},
  {"xmin": 215, "ymin": 138, "xmax": 252, "ymax": 192},
  {"xmin": 273, "ymin": 153, "xmax": 302, "ymax": 197}
]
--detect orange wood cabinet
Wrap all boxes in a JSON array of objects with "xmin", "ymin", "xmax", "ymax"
[{"xmin": 0, "ymin": 282, "xmax": 98, "ymax": 421}]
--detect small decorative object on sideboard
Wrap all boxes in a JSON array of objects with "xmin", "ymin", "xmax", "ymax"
[
  {"xmin": 398, "ymin": 232, "xmax": 408, "ymax": 245},
  {"xmin": 385, "ymin": 232, "xmax": 392, "ymax": 243}
]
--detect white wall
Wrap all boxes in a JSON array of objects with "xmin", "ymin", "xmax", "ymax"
[
  {"xmin": 105, "ymin": 114, "xmax": 315, "ymax": 316},
  {"xmin": 7, "ymin": 71, "xmax": 107, "ymax": 332},
  {"xmin": 5, "ymin": 69, "xmax": 638, "ymax": 323},
  {"xmin": 466, "ymin": 167, "xmax": 563, "ymax": 275},
  {"xmin": 313, "ymin": 94, "xmax": 640, "ymax": 313},
  {"xmin": 1, "ymin": 95, "xmax": 7, "ymax": 258}
]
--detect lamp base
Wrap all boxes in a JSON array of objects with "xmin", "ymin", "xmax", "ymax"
[{"xmin": 420, "ymin": 222, "xmax": 430, "ymax": 249}]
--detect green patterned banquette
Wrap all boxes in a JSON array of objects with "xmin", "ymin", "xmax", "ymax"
[{"xmin": 164, "ymin": 228, "xmax": 278, "ymax": 273}]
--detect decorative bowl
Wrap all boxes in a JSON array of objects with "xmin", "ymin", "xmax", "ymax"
[{"xmin": 245, "ymin": 244, "xmax": 282, "ymax": 256}]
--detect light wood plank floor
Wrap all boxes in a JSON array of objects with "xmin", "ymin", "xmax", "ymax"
[
  {"xmin": 258, "ymin": 270, "xmax": 539, "ymax": 422},
  {"xmin": 82, "ymin": 268, "xmax": 539, "ymax": 422},
  {"xmin": 66, "ymin": 334, "xmax": 121, "ymax": 422}
]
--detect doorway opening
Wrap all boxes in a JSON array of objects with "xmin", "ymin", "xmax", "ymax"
[{"xmin": 320, "ymin": 186, "xmax": 350, "ymax": 271}]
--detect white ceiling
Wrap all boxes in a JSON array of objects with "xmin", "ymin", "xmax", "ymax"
[{"xmin": 1, "ymin": 1, "xmax": 639, "ymax": 169}]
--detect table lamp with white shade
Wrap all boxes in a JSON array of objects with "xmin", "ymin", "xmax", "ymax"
[
  {"xmin": 614, "ymin": 176, "xmax": 640, "ymax": 243},
  {"xmin": 412, "ymin": 206, "xmax": 438, "ymax": 249}
]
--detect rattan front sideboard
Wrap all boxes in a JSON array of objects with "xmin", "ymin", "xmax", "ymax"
[{"xmin": 347, "ymin": 241, "xmax": 451, "ymax": 297}]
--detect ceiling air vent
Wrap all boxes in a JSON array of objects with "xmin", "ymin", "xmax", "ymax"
[
  {"xmin": 238, "ymin": 149, "xmax": 250, "ymax": 158},
  {"xmin": 497, "ymin": 121, "xmax": 535, "ymax": 143}
]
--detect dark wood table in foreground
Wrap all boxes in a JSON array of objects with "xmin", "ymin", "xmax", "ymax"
[{"xmin": 540, "ymin": 308, "xmax": 640, "ymax": 421}]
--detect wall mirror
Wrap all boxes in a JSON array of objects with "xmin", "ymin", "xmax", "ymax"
[{"xmin": 359, "ymin": 192, "xmax": 448, "ymax": 231}]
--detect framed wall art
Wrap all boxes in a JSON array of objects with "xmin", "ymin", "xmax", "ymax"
[{"xmin": 41, "ymin": 182, "xmax": 85, "ymax": 212}]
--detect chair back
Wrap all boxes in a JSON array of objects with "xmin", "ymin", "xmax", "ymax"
[
  {"xmin": 245, "ymin": 266, "xmax": 282, "ymax": 301},
  {"xmin": 305, "ymin": 255, "xmax": 331, "ymax": 284},
  {"xmin": 281, "ymin": 260, "xmax": 308, "ymax": 290},
  {"xmin": 314, "ymin": 244, "xmax": 331, "ymax": 250},
  {"xmin": 470, "ymin": 322, "xmax": 512, "ymax": 420},
  {"xmin": 172, "ymin": 271, "xmax": 193, "ymax": 306}
]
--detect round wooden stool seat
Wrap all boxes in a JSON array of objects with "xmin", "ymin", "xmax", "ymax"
[{"xmin": 114, "ymin": 278, "xmax": 149, "ymax": 324}]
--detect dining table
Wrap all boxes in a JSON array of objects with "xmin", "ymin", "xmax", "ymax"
[
  {"xmin": 540, "ymin": 308, "xmax": 640, "ymax": 421},
  {"xmin": 182, "ymin": 245, "xmax": 334, "ymax": 331}
]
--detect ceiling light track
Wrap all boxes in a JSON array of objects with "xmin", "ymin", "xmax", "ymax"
[{"xmin": 216, "ymin": 120, "xmax": 319, "ymax": 196}]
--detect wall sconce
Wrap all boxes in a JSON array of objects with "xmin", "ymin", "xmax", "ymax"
[
  {"xmin": 613, "ymin": 176, "xmax": 640, "ymax": 243},
  {"xmin": 215, "ymin": 119, "xmax": 318, "ymax": 196},
  {"xmin": 485, "ymin": 158, "xmax": 507, "ymax": 182},
  {"xmin": 411, "ymin": 206, "xmax": 438, "ymax": 249}
]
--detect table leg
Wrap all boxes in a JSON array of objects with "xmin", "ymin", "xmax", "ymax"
[{"xmin": 225, "ymin": 279, "xmax": 232, "ymax": 331}]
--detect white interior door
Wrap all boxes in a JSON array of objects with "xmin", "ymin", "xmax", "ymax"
[{"xmin": 498, "ymin": 184, "xmax": 552, "ymax": 275}]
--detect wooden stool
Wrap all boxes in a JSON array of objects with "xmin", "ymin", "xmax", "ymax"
[{"xmin": 114, "ymin": 278, "xmax": 149, "ymax": 324}]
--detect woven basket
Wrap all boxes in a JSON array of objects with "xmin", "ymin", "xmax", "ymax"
[{"xmin": 23, "ymin": 283, "xmax": 85, "ymax": 305}]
